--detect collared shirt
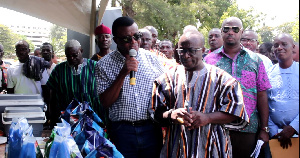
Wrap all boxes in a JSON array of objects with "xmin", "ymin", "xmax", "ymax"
[
  {"xmin": 267, "ymin": 62, "xmax": 299, "ymax": 137},
  {"xmin": 95, "ymin": 48, "xmax": 165, "ymax": 122},
  {"xmin": 257, "ymin": 53, "xmax": 273, "ymax": 71},
  {"xmin": 151, "ymin": 64, "xmax": 249, "ymax": 158},
  {"xmin": 204, "ymin": 46, "xmax": 271, "ymax": 133}
]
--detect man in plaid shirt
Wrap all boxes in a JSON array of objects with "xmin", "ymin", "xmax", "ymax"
[{"xmin": 95, "ymin": 16, "xmax": 165, "ymax": 158}]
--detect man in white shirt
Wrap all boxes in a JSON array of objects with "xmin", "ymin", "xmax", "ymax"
[
  {"xmin": 41, "ymin": 42, "xmax": 56, "ymax": 76},
  {"xmin": 7, "ymin": 40, "xmax": 49, "ymax": 97}
]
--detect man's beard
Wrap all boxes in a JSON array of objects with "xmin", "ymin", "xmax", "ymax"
[
  {"xmin": 43, "ymin": 55, "xmax": 52, "ymax": 62},
  {"xmin": 226, "ymin": 41, "xmax": 236, "ymax": 46}
]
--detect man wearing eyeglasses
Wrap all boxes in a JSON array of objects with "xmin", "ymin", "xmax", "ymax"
[
  {"xmin": 151, "ymin": 31, "xmax": 249, "ymax": 158},
  {"xmin": 46, "ymin": 39, "xmax": 105, "ymax": 128},
  {"xmin": 241, "ymin": 30, "xmax": 273, "ymax": 70},
  {"xmin": 204, "ymin": 17, "xmax": 271, "ymax": 158},
  {"xmin": 95, "ymin": 16, "xmax": 165, "ymax": 158}
]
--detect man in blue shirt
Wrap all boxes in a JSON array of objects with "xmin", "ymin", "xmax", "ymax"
[{"xmin": 267, "ymin": 33, "xmax": 299, "ymax": 149}]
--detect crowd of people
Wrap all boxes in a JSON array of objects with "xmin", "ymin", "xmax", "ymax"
[{"xmin": 0, "ymin": 16, "xmax": 298, "ymax": 158}]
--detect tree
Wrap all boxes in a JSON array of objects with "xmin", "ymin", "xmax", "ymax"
[
  {"xmin": 49, "ymin": 24, "xmax": 67, "ymax": 56},
  {"xmin": 291, "ymin": 14, "xmax": 299, "ymax": 42},
  {"xmin": 0, "ymin": 24, "xmax": 35, "ymax": 59},
  {"xmin": 219, "ymin": 1, "xmax": 266, "ymax": 30},
  {"xmin": 257, "ymin": 26, "xmax": 274, "ymax": 43},
  {"xmin": 110, "ymin": 0, "xmax": 274, "ymax": 48},
  {"xmin": 275, "ymin": 22, "xmax": 294, "ymax": 35}
]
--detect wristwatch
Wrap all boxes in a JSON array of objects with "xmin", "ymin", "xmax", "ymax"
[{"xmin": 261, "ymin": 127, "xmax": 270, "ymax": 133}]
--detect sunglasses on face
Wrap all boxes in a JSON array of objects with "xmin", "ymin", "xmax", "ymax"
[
  {"xmin": 15, "ymin": 48, "xmax": 29, "ymax": 52},
  {"xmin": 176, "ymin": 48, "xmax": 202, "ymax": 56},
  {"xmin": 222, "ymin": 26, "xmax": 240, "ymax": 33},
  {"xmin": 117, "ymin": 32, "xmax": 142, "ymax": 43}
]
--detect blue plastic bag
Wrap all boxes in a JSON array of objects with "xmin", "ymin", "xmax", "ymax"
[
  {"xmin": 19, "ymin": 136, "xmax": 36, "ymax": 158},
  {"xmin": 82, "ymin": 131, "xmax": 123, "ymax": 158},
  {"xmin": 8, "ymin": 117, "xmax": 30, "ymax": 158},
  {"xmin": 48, "ymin": 119, "xmax": 83, "ymax": 158}
]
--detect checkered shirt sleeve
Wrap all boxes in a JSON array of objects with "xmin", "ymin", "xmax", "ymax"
[{"xmin": 95, "ymin": 49, "xmax": 165, "ymax": 122}]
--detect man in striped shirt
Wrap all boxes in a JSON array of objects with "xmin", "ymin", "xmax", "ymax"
[
  {"xmin": 150, "ymin": 31, "xmax": 249, "ymax": 158},
  {"xmin": 47, "ymin": 39, "xmax": 105, "ymax": 127}
]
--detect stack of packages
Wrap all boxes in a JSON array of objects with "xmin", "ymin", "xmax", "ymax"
[
  {"xmin": 7, "ymin": 117, "xmax": 43, "ymax": 158},
  {"xmin": 45, "ymin": 99, "xmax": 123, "ymax": 158},
  {"xmin": 44, "ymin": 119, "xmax": 82, "ymax": 157}
]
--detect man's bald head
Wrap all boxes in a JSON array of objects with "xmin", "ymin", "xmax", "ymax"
[{"xmin": 221, "ymin": 17, "xmax": 243, "ymax": 29}]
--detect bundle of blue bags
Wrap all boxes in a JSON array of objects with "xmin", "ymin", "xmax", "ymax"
[
  {"xmin": 8, "ymin": 117, "xmax": 43, "ymax": 158},
  {"xmin": 46, "ymin": 99, "xmax": 123, "ymax": 158},
  {"xmin": 8, "ymin": 99, "xmax": 123, "ymax": 158}
]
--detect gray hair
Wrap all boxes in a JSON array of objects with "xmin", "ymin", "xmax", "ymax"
[
  {"xmin": 65, "ymin": 39, "xmax": 81, "ymax": 49},
  {"xmin": 183, "ymin": 25, "xmax": 198, "ymax": 34}
]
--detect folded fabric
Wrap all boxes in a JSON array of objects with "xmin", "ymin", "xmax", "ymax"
[{"xmin": 22, "ymin": 56, "xmax": 50, "ymax": 81}]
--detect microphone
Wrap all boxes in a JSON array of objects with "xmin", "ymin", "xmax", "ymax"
[{"xmin": 129, "ymin": 49, "xmax": 137, "ymax": 85}]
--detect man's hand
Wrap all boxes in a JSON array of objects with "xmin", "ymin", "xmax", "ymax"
[
  {"xmin": 276, "ymin": 125, "xmax": 295, "ymax": 149},
  {"xmin": 171, "ymin": 108, "xmax": 192, "ymax": 126},
  {"xmin": 121, "ymin": 56, "xmax": 139, "ymax": 75},
  {"xmin": 188, "ymin": 111, "xmax": 210, "ymax": 130},
  {"xmin": 258, "ymin": 130, "xmax": 269, "ymax": 148}
]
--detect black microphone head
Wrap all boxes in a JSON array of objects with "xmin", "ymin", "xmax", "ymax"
[{"xmin": 129, "ymin": 49, "xmax": 137, "ymax": 57}]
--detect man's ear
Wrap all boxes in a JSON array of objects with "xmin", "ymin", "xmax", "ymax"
[
  {"xmin": 113, "ymin": 36, "xmax": 118, "ymax": 44},
  {"xmin": 202, "ymin": 47, "xmax": 206, "ymax": 53},
  {"xmin": 95, "ymin": 38, "xmax": 98, "ymax": 45}
]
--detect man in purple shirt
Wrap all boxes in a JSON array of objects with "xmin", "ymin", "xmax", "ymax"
[{"xmin": 204, "ymin": 17, "xmax": 271, "ymax": 158}]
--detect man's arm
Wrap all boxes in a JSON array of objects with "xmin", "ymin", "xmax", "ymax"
[
  {"xmin": 99, "ymin": 57, "xmax": 138, "ymax": 108},
  {"xmin": 257, "ymin": 90, "xmax": 270, "ymax": 145},
  {"xmin": 189, "ymin": 111, "xmax": 238, "ymax": 129}
]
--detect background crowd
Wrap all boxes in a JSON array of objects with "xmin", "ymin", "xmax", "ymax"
[{"xmin": 0, "ymin": 16, "xmax": 298, "ymax": 158}]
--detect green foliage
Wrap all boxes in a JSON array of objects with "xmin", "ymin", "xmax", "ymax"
[
  {"xmin": 134, "ymin": 0, "xmax": 196, "ymax": 42},
  {"xmin": 0, "ymin": 24, "xmax": 34, "ymax": 59},
  {"xmin": 257, "ymin": 26, "xmax": 274, "ymax": 43},
  {"xmin": 275, "ymin": 22, "xmax": 294, "ymax": 35},
  {"xmin": 49, "ymin": 24, "xmax": 67, "ymax": 56},
  {"xmin": 112, "ymin": 0, "xmax": 298, "ymax": 47},
  {"xmin": 291, "ymin": 14, "xmax": 299, "ymax": 42},
  {"xmin": 219, "ymin": 1, "xmax": 266, "ymax": 30}
]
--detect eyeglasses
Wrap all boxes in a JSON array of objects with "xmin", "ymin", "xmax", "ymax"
[
  {"xmin": 222, "ymin": 26, "xmax": 240, "ymax": 33},
  {"xmin": 117, "ymin": 32, "xmax": 142, "ymax": 43},
  {"xmin": 176, "ymin": 48, "xmax": 202, "ymax": 56},
  {"xmin": 241, "ymin": 38, "xmax": 257, "ymax": 43}
]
